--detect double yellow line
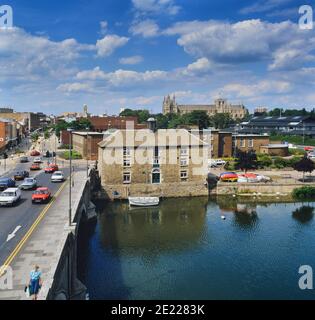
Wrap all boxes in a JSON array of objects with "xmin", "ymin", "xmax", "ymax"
[{"xmin": 0, "ymin": 179, "xmax": 69, "ymax": 277}]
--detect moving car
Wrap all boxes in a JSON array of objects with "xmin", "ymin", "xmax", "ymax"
[
  {"xmin": 51, "ymin": 171, "xmax": 65, "ymax": 183},
  {"xmin": 0, "ymin": 188, "xmax": 21, "ymax": 206},
  {"xmin": 32, "ymin": 187, "xmax": 51, "ymax": 204},
  {"xmin": 30, "ymin": 163, "xmax": 41, "ymax": 171},
  {"xmin": 30, "ymin": 150, "xmax": 40, "ymax": 157},
  {"xmin": 44, "ymin": 164, "xmax": 59, "ymax": 174},
  {"xmin": 0, "ymin": 178, "xmax": 16, "ymax": 191},
  {"xmin": 20, "ymin": 178, "xmax": 37, "ymax": 190},
  {"xmin": 20, "ymin": 156, "xmax": 29, "ymax": 163},
  {"xmin": 14, "ymin": 170, "xmax": 29, "ymax": 181},
  {"xmin": 33, "ymin": 157, "xmax": 42, "ymax": 163}
]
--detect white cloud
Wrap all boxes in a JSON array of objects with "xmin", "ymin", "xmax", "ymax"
[
  {"xmin": 219, "ymin": 80, "xmax": 292, "ymax": 98},
  {"xmin": 129, "ymin": 19, "xmax": 159, "ymax": 38},
  {"xmin": 57, "ymin": 82, "xmax": 94, "ymax": 93},
  {"xmin": 165, "ymin": 19, "xmax": 315, "ymax": 71},
  {"xmin": 96, "ymin": 35, "xmax": 129, "ymax": 57},
  {"xmin": 182, "ymin": 58, "xmax": 212, "ymax": 76},
  {"xmin": 99, "ymin": 21, "xmax": 108, "ymax": 35},
  {"xmin": 119, "ymin": 55, "xmax": 144, "ymax": 65},
  {"xmin": 240, "ymin": 0, "xmax": 292, "ymax": 15},
  {"xmin": 132, "ymin": 0, "xmax": 180, "ymax": 15}
]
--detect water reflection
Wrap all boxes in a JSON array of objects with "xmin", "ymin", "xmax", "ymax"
[
  {"xmin": 292, "ymin": 205, "xmax": 314, "ymax": 224},
  {"xmin": 97, "ymin": 197, "xmax": 208, "ymax": 254}
]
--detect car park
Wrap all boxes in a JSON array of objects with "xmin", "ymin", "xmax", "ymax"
[
  {"xmin": 20, "ymin": 178, "xmax": 37, "ymax": 190},
  {"xmin": 0, "ymin": 188, "xmax": 21, "ymax": 206},
  {"xmin": 45, "ymin": 164, "xmax": 59, "ymax": 174},
  {"xmin": 14, "ymin": 170, "xmax": 29, "ymax": 181},
  {"xmin": 30, "ymin": 163, "xmax": 41, "ymax": 171},
  {"xmin": 0, "ymin": 178, "xmax": 16, "ymax": 191},
  {"xmin": 51, "ymin": 171, "xmax": 65, "ymax": 183},
  {"xmin": 32, "ymin": 187, "xmax": 51, "ymax": 204}
]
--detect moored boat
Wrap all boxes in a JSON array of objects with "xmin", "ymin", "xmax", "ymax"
[{"xmin": 128, "ymin": 197, "xmax": 160, "ymax": 207}]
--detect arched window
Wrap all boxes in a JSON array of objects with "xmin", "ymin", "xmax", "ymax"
[{"xmin": 152, "ymin": 169, "xmax": 161, "ymax": 184}]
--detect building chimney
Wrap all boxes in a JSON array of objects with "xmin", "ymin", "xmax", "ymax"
[{"xmin": 147, "ymin": 117, "xmax": 157, "ymax": 132}]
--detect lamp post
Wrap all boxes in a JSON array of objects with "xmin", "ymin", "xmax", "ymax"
[
  {"xmin": 86, "ymin": 127, "xmax": 89, "ymax": 178},
  {"xmin": 67, "ymin": 128, "xmax": 74, "ymax": 227}
]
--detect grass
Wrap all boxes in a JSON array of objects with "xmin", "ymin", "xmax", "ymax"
[{"xmin": 61, "ymin": 150, "xmax": 82, "ymax": 160}]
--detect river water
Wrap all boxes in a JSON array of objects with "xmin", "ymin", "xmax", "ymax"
[{"xmin": 78, "ymin": 197, "xmax": 315, "ymax": 300}]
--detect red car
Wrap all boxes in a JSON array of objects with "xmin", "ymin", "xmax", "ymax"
[
  {"xmin": 30, "ymin": 163, "xmax": 41, "ymax": 171},
  {"xmin": 44, "ymin": 164, "xmax": 59, "ymax": 174},
  {"xmin": 30, "ymin": 150, "xmax": 40, "ymax": 156},
  {"xmin": 32, "ymin": 187, "xmax": 51, "ymax": 204}
]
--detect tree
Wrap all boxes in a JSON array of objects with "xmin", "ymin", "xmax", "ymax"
[
  {"xmin": 120, "ymin": 109, "xmax": 150, "ymax": 123},
  {"xmin": 185, "ymin": 111, "xmax": 210, "ymax": 129},
  {"xmin": 293, "ymin": 155, "xmax": 315, "ymax": 182},
  {"xmin": 235, "ymin": 149, "xmax": 258, "ymax": 173},
  {"xmin": 209, "ymin": 113, "xmax": 235, "ymax": 129}
]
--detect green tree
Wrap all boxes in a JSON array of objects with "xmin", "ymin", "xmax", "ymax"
[
  {"xmin": 209, "ymin": 113, "xmax": 235, "ymax": 129},
  {"xmin": 235, "ymin": 149, "xmax": 258, "ymax": 173},
  {"xmin": 185, "ymin": 111, "xmax": 210, "ymax": 129},
  {"xmin": 120, "ymin": 109, "xmax": 150, "ymax": 123},
  {"xmin": 293, "ymin": 155, "xmax": 315, "ymax": 182}
]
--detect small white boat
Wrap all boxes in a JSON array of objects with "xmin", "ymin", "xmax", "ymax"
[{"xmin": 128, "ymin": 197, "xmax": 160, "ymax": 207}]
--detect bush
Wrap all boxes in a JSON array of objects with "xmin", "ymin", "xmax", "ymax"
[
  {"xmin": 289, "ymin": 148, "xmax": 306, "ymax": 156},
  {"xmin": 61, "ymin": 150, "xmax": 82, "ymax": 160},
  {"xmin": 274, "ymin": 157, "xmax": 289, "ymax": 169},
  {"xmin": 292, "ymin": 186, "xmax": 315, "ymax": 200},
  {"xmin": 58, "ymin": 144, "xmax": 71, "ymax": 150},
  {"xmin": 257, "ymin": 154, "xmax": 272, "ymax": 168},
  {"xmin": 287, "ymin": 156, "xmax": 303, "ymax": 167}
]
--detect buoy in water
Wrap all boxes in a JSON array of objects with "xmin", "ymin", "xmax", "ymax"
[{"xmin": 221, "ymin": 215, "xmax": 226, "ymax": 220}]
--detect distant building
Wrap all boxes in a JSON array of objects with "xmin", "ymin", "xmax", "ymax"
[
  {"xmin": 72, "ymin": 132, "xmax": 104, "ymax": 160},
  {"xmin": 239, "ymin": 115, "xmax": 315, "ymax": 137},
  {"xmin": 254, "ymin": 107, "xmax": 268, "ymax": 114},
  {"xmin": 98, "ymin": 123, "xmax": 210, "ymax": 199},
  {"xmin": 232, "ymin": 134, "xmax": 270, "ymax": 155},
  {"xmin": 0, "ymin": 119, "xmax": 19, "ymax": 151},
  {"xmin": 162, "ymin": 95, "xmax": 248, "ymax": 120},
  {"xmin": 0, "ymin": 107, "xmax": 14, "ymax": 113},
  {"xmin": 259, "ymin": 144, "xmax": 289, "ymax": 157},
  {"xmin": 0, "ymin": 112, "xmax": 41, "ymax": 132}
]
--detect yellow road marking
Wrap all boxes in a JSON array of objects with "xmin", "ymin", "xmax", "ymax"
[{"xmin": 0, "ymin": 178, "xmax": 69, "ymax": 277}]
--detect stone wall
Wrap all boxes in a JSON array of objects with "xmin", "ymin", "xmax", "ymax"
[{"xmin": 103, "ymin": 181, "xmax": 209, "ymax": 200}]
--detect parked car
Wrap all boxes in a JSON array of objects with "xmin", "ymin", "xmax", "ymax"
[
  {"xmin": 30, "ymin": 163, "xmax": 41, "ymax": 171},
  {"xmin": 14, "ymin": 170, "xmax": 29, "ymax": 181},
  {"xmin": 20, "ymin": 156, "xmax": 29, "ymax": 163},
  {"xmin": 220, "ymin": 172, "xmax": 238, "ymax": 182},
  {"xmin": 215, "ymin": 159, "xmax": 227, "ymax": 166},
  {"xmin": 0, "ymin": 188, "xmax": 21, "ymax": 206},
  {"xmin": 30, "ymin": 150, "xmax": 40, "ymax": 157},
  {"xmin": 51, "ymin": 171, "xmax": 65, "ymax": 183},
  {"xmin": 20, "ymin": 178, "xmax": 37, "ymax": 190},
  {"xmin": 32, "ymin": 187, "xmax": 51, "ymax": 204},
  {"xmin": 33, "ymin": 157, "xmax": 42, "ymax": 163},
  {"xmin": 44, "ymin": 164, "xmax": 59, "ymax": 174},
  {"xmin": 0, "ymin": 178, "xmax": 16, "ymax": 191}
]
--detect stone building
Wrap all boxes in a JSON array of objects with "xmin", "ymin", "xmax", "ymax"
[
  {"xmin": 72, "ymin": 132, "xmax": 104, "ymax": 160},
  {"xmin": 162, "ymin": 95, "xmax": 248, "ymax": 120},
  {"xmin": 98, "ymin": 125, "xmax": 210, "ymax": 199},
  {"xmin": 233, "ymin": 134, "xmax": 270, "ymax": 155}
]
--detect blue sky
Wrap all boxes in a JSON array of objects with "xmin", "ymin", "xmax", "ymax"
[{"xmin": 0, "ymin": 0, "xmax": 314, "ymax": 115}]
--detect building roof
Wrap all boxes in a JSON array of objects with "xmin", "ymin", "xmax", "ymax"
[
  {"xmin": 73, "ymin": 131, "xmax": 104, "ymax": 136},
  {"xmin": 245, "ymin": 115, "xmax": 311, "ymax": 125},
  {"xmin": 261, "ymin": 144, "xmax": 289, "ymax": 149},
  {"xmin": 98, "ymin": 129, "xmax": 208, "ymax": 148}
]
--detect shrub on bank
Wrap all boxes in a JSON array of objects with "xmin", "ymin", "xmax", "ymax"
[
  {"xmin": 61, "ymin": 150, "xmax": 82, "ymax": 160},
  {"xmin": 292, "ymin": 186, "xmax": 315, "ymax": 200}
]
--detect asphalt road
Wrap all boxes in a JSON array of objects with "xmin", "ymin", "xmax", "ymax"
[{"xmin": 0, "ymin": 156, "xmax": 71, "ymax": 266}]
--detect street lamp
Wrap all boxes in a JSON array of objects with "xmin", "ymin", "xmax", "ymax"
[
  {"xmin": 86, "ymin": 127, "xmax": 89, "ymax": 178},
  {"xmin": 67, "ymin": 128, "xmax": 74, "ymax": 226}
]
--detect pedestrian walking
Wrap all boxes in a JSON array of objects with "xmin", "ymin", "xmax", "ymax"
[{"xmin": 28, "ymin": 265, "xmax": 42, "ymax": 300}]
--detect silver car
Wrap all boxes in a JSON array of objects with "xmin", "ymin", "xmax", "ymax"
[{"xmin": 20, "ymin": 177, "xmax": 37, "ymax": 190}]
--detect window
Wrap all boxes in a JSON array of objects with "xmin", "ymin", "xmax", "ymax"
[
  {"xmin": 240, "ymin": 138, "xmax": 245, "ymax": 148},
  {"xmin": 123, "ymin": 159, "xmax": 131, "ymax": 167},
  {"xmin": 180, "ymin": 170, "xmax": 188, "ymax": 181},
  {"xmin": 152, "ymin": 169, "xmax": 161, "ymax": 184},
  {"xmin": 248, "ymin": 139, "xmax": 254, "ymax": 148},
  {"xmin": 123, "ymin": 147, "xmax": 131, "ymax": 157},
  {"xmin": 180, "ymin": 147, "xmax": 188, "ymax": 156},
  {"xmin": 123, "ymin": 172, "xmax": 131, "ymax": 184},
  {"xmin": 180, "ymin": 158, "xmax": 188, "ymax": 166}
]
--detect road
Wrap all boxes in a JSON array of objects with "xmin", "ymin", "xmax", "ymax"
[{"xmin": 0, "ymin": 156, "xmax": 71, "ymax": 266}]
